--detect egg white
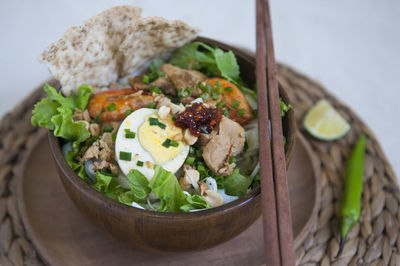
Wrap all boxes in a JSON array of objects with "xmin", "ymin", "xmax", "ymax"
[{"xmin": 115, "ymin": 108, "xmax": 189, "ymax": 181}]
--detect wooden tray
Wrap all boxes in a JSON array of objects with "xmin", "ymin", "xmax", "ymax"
[{"xmin": 17, "ymin": 130, "xmax": 320, "ymax": 266}]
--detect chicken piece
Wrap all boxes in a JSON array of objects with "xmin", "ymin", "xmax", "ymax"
[
  {"xmin": 154, "ymin": 95, "xmax": 185, "ymax": 114},
  {"xmin": 128, "ymin": 76, "xmax": 177, "ymax": 95},
  {"xmin": 159, "ymin": 64, "xmax": 206, "ymax": 97},
  {"xmin": 203, "ymin": 190, "xmax": 223, "ymax": 207},
  {"xmin": 202, "ymin": 117, "xmax": 245, "ymax": 176},
  {"xmin": 196, "ymin": 130, "xmax": 218, "ymax": 149},
  {"xmin": 89, "ymin": 123, "xmax": 101, "ymax": 137},
  {"xmin": 184, "ymin": 129, "xmax": 198, "ymax": 145},
  {"xmin": 179, "ymin": 165, "xmax": 200, "ymax": 191}
]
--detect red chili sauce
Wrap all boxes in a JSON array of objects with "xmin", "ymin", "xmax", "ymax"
[{"xmin": 174, "ymin": 103, "xmax": 222, "ymax": 136}]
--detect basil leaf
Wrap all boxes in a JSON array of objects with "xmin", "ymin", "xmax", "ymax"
[
  {"xmin": 126, "ymin": 170, "xmax": 151, "ymax": 201},
  {"xmin": 223, "ymin": 168, "xmax": 253, "ymax": 197}
]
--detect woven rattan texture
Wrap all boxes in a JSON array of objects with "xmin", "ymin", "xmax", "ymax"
[{"xmin": 0, "ymin": 67, "xmax": 398, "ymax": 266}]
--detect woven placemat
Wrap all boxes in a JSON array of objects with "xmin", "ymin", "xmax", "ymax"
[{"xmin": 0, "ymin": 67, "xmax": 398, "ymax": 266}]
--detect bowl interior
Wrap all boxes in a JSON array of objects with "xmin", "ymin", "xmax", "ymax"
[{"xmin": 50, "ymin": 36, "xmax": 296, "ymax": 218}]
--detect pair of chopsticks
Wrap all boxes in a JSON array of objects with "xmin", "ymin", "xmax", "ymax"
[{"xmin": 255, "ymin": 0, "xmax": 295, "ymax": 265}]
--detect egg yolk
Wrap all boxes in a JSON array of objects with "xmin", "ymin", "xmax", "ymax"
[{"xmin": 138, "ymin": 114, "xmax": 185, "ymax": 165}]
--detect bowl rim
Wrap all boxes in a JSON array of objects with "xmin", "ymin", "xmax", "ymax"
[{"xmin": 48, "ymin": 36, "xmax": 295, "ymax": 220}]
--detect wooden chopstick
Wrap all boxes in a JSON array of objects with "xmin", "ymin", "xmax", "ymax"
[
  {"xmin": 255, "ymin": 0, "xmax": 281, "ymax": 265},
  {"xmin": 256, "ymin": 0, "xmax": 295, "ymax": 265}
]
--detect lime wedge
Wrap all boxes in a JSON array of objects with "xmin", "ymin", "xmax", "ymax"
[{"xmin": 304, "ymin": 99, "xmax": 350, "ymax": 141}]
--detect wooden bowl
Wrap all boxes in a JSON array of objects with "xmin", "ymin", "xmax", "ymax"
[{"xmin": 48, "ymin": 37, "xmax": 296, "ymax": 253}]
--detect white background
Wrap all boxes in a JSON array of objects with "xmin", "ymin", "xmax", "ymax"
[{"xmin": 0, "ymin": 0, "xmax": 399, "ymax": 180}]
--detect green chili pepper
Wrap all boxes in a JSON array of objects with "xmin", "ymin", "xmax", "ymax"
[{"xmin": 338, "ymin": 134, "xmax": 366, "ymax": 255}]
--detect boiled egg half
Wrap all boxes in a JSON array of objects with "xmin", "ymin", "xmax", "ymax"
[{"xmin": 115, "ymin": 108, "xmax": 189, "ymax": 181}]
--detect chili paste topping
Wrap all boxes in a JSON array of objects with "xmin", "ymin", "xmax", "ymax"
[{"xmin": 174, "ymin": 102, "xmax": 222, "ymax": 136}]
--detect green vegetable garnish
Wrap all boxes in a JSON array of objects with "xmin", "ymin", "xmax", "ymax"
[
  {"xmin": 146, "ymin": 102, "xmax": 156, "ymax": 108},
  {"xmin": 223, "ymin": 168, "xmax": 253, "ymax": 197},
  {"xmin": 162, "ymin": 138, "xmax": 179, "ymax": 148},
  {"xmin": 205, "ymin": 84, "xmax": 212, "ymax": 93},
  {"xmin": 232, "ymin": 100, "xmax": 240, "ymax": 110},
  {"xmin": 225, "ymin": 87, "xmax": 234, "ymax": 92},
  {"xmin": 229, "ymin": 156, "xmax": 237, "ymax": 164},
  {"xmin": 124, "ymin": 108, "xmax": 135, "ymax": 117},
  {"xmin": 180, "ymin": 195, "xmax": 210, "ymax": 212},
  {"xmin": 223, "ymin": 109, "xmax": 230, "ymax": 118},
  {"xmin": 216, "ymin": 102, "xmax": 224, "ymax": 109},
  {"xmin": 211, "ymin": 92, "xmax": 219, "ymax": 100},
  {"xmin": 149, "ymin": 117, "xmax": 166, "ymax": 129},
  {"xmin": 142, "ymin": 75, "xmax": 150, "ymax": 84},
  {"xmin": 107, "ymin": 102, "xmax": 116, "ymax": 111},
  {"xmin": 201, "ymin": 93, "xmax": 208, "ymax": 101},
  {"xmin": 149, "ymin": 86, "xmax": 162, "ymax": 94},
  {"xmin": 162, "ymin": 139, "xmax": 171, "ymax": 148},
  {"xmin": 92, "ymin": 108, "xmax": 105, "ymax": 124},
  {"xmin": 119, "ymin": 151, "xmax": 132, "ymax": 161},
  {"xmin": 172, "ymin": 114, "xmax": 178, "ymax": 121},
  {"xmin": 237, "ymin": 108, "xmax": 245, "ymax": 117},
  {"xmin": 124, "ymin": 129, "xmax": 136, "ymax": 139},
  {"xmin": 136, "ymin": 161, "xmax": 144, "ymax": 167},
  {"xmin": 185, "ymin": 156, "xmax": 195, "ymax": 165},
  {"xmin": 103, "ymin": 125, "xmax": 114, "ymax": 133}
]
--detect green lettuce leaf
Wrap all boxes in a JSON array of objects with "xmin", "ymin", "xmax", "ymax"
[
  {"xmin": 91, "ymin": 171, "xmax": 134, "ymax": 206},
  {"xmin": 180, "ymin": 194, "xmax": 210, "ymax": 212},
  {"xmin": 223, "ymin": 168, "xmax": 253, "ymax": 197},
  {"xmin": 75, "ymin": 84, "xmax": 94, "ymax": 110},
  {"xmin": 92, "ymin": 171, "xmax": 113, "ymax": 193},
  {"xmin": 149, "ymin": 165, "xmax": 187, "ymax": 212},
  {"xmin": 31, "ymin": 83, "xmax": 93, "ymax": 147},
  {"xmin": 126, "ymin": 170, "xmax": 151, "ymax": 202}
]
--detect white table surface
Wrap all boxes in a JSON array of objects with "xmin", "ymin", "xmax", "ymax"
[{"xmin": 0, "ymin": 0, "xmax": 399, "ymax": 180}]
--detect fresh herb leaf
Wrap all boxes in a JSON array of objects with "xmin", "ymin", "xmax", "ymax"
[
  {"xmin": 126, "ymin": 169, "xmax": 151, "ymax": 201},
  {"xmin": 180, "ymin": 194, "xmax": 210, "ymax": 212},
  {"xmin": 223, "ymin": 168, "xmax": 253, "ymax": 197}
]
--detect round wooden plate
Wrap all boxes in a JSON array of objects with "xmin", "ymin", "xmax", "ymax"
[{"xmin": 17, "ymin": 130, "xmax": 320, "ymax": 266}]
